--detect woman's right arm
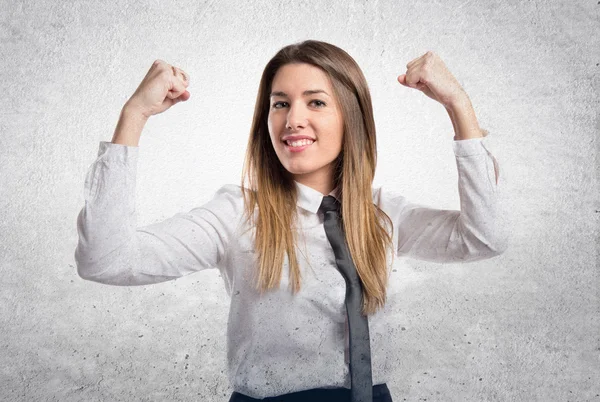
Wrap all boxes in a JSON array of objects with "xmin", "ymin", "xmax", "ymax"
[
  {"xmin": 110, "ymin": 104, "xmax": 148, "ymax": 147},
  {"xmin": 74, "ymin": 135, "xmax": 238, "ymax": 286},
  {"xmin": 74, "ymin": 60, "xmax": 237, "ymax": 286}
]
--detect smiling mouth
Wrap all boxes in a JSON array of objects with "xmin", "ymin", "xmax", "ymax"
[
  {"xmin": 283, "ymin": 139, "xmax": 315, "ymax": 152},
  {"xmin": 283, "ymin": 139, "xmax": 315, "ymax": 146}
]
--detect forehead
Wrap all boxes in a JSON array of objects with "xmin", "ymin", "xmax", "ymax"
[{"xmin": 271, "ymin": 63, "xmax": 332, "ymax": 91}]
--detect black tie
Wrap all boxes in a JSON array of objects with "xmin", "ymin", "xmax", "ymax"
[{"xmin": 319, "ymin": 195, "xmax": 373, "ymax": 402}]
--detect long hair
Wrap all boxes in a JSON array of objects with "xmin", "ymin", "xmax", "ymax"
[{"xmin": 240, "ymin": 39, "xmax": 394, "ymax": 316}]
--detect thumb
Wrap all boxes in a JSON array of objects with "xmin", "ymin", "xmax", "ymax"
[
  {"xmin": 397, "ymin": 74, "xmax": 411, "ymax": 87},
  {"xmin": 172, "ymin": 90, "xmax": 191, "ymax": 104},
  {"xmin": 179, "ymin": 90, "xmax": 191, "ymax": 101}
]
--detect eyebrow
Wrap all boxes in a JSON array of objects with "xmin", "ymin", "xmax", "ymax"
[{"xmin": 269, "ymin": 89, "xmax": 330, "ymax": 98}]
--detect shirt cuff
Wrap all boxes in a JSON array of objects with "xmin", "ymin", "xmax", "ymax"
[
  {"xmin": 452, "ymin": 136, "xmax": 487, "ymax": 157},
  {"xmin": 98, "ymin": 141, "xmax": 139, "ymax": 162}
]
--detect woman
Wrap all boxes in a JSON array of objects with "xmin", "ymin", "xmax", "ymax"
[{"xmin": 76, "ymin": 40, "xmax": 506, "ymax": 401}]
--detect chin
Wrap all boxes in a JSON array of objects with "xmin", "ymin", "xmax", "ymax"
[{"xmin": 286, "ymin": 168, "xmax": 312, "ymax": 175}]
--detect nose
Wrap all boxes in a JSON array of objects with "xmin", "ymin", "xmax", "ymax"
[{"xmin": 286, "ymin": 103, "xmax": 308, "ymax": 131}]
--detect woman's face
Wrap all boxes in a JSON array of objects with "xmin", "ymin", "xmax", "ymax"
[{"xmin": 267, "ymin": 63, "xmax": 344, "ymax": 195}]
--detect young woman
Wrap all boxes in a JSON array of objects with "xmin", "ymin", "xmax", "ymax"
[{"xmin": 76, "ymin": 40, "xmax": 506, "ymax": 402}]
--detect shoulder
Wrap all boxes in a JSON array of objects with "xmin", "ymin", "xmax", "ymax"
[
  {"xmin": 205, "ymin": 183, "xmax": 257, "ymax": 216},
  {"xmin": 215, "ymin": 183, "xmax": 246, "ymax": 197},
  {"xmin": 371, "ymin": 185, "xmax": 420, "ymax": 222},
  {"xmin": 372, "ymin": 185, "xmax": 408, "ymax": 207},
  {"xmin": 209, "ymin": 183, "xmax": 251, "ymax": 208},
  {"xmin": 187, "ymin": 184, "xmax": 253, "ymax": 233}
]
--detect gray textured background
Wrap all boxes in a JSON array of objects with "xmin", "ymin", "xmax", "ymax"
[{"xmin": 1, "ymin": 0, "xmax": 598, "ymax": 401}]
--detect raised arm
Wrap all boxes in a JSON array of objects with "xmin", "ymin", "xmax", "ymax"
[
  {"xmin": 391, "ymin": 137, "xmax": 507, "ymax": 263},
  {"xmin": 74, "ymin": 141, "xmax": 240, "ymax": 285},
  {"xmin": 75, "ymin": 59, "xmax": 240, "ymax": 285},
  {"xmin": 392, "ymin": 51, "xmax": 508, "ymax": 262}
]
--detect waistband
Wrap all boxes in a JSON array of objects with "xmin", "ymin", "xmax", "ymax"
[{"xmin": 228, "ymin": 383, "xmax": 391, "ymax": 402}]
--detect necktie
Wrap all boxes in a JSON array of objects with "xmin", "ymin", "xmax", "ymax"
[{"xmin": 319, "ymin": 195, "xmax": 373, "ymax": 402}]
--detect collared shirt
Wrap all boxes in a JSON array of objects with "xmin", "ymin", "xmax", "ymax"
[{"xmin": 75, "ymin": 136, "xmax": 507, "ymax": 398}]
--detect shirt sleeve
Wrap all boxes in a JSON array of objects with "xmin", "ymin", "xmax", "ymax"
[
  {"xmin": 74, "ymin": 141, "xmax": 239, "ymax": 286},
  {"xmin": 393, "ymin": 135, "xmax": 508, "ymax": 263}
]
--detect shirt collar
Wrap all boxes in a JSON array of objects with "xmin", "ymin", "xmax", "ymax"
[{"xmin": 294, "ymin": 180, "xmax": 340, "ymax": 214}]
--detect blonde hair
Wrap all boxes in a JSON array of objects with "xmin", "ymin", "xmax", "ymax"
[{"xmin": 240, "ymin": 40, "xmax": 394, "ymax": 316}]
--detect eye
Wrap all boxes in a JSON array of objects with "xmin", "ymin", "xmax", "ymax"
[{"xmin": 271, "ymin": 100, "xmax": 327, "ymax": 109}]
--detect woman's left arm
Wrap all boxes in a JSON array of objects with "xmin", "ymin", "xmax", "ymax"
[
  {"xmin": 446, "ymin": 96, "xmax": 490, "ymax": 141},
  {"xmin": 391, "ymin": 135, "xmax": 508, "ymax": 262},
  {"xmin": 398, "ymin": 50, "xmax": 488, "ymax": 141},
  {"xmin": 392, "ymin": 51, "xmax": 507, "ymax": 262}
]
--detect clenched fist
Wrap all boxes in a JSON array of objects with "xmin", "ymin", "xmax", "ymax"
[
  {"xmin": 397, "ymin": 51, "xmax": 469, "ymax": 110},
  {"xmin": 125, "ymin": 59, "xmax": 191, "ymax": 119}
]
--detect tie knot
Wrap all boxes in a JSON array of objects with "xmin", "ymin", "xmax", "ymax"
[{"xmin": 319, "ymin": 195, "xmax": 340, "ymax": 214}]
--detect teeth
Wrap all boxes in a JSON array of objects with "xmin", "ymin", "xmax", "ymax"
[{"xmin": 286, "ymin": 139, "xmax": 314, "ymax": 147}]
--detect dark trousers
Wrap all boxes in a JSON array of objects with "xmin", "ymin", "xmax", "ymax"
[{"xmin": 228, "ymin": 383, "xmax": 392, "ymax": 402}]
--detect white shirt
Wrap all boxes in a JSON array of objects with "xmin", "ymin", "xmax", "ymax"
[{"xmin": 75, "ymin": 136, "xmax": 507, "ymax": 398}]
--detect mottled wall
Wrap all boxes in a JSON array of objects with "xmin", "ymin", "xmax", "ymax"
[{"xmin": 0, "ymin": 0, "xmax": 598, "ymax": 401}]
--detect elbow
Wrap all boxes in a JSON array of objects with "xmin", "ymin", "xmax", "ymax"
[
  {"xmin": 76, "ymin": 263, "xmax": 128, "ymax": 286},
  {"xmin": 485, "ymin": 230, "xmax": 509, "ymax": 257},
  {"xmin": 74, "ymin": 250, "xmax": 117, "ymax": 285},
  {"xmin": 75, "ymin": 257, "xmax": 135, "ymax": 285},
  {"xmin": 74, "ymin": 248, "xmax": 93, "ymax": 281},
  {"xmin": 492, "ymin": 226, "xmax": 510, "ymax": 255},
  {"xmin": 75, "ymin": 261, "xmax": 104, "ymax": 284},
  {"xmin": 457, "ymin": 228, "xmax": 509, "ymax": 262},
  {"xmin": 488, "ymin": 241, "xmax": 507, "ymax": 257},
  {"xmin": 77, "ymin": 265, "xmax": 97, "ymax": 283},
  {"xmin": 74, "ymin": 247, "xmax": 100, "ymax": 282}
]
